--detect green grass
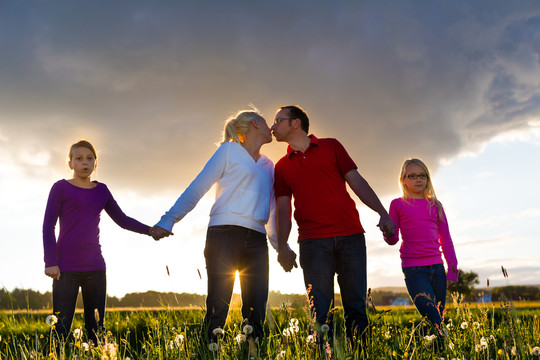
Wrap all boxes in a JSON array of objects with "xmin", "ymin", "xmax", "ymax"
[{"xmin": 1, "ymin": 293, "xmax": 540, "ymax": 359}]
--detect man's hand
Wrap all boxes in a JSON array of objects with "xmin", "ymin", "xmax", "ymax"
[
  {"xmin": 45, "ymin": 266, "xmax": 61, "ymax": 280},
  {"xmin": 150, "ymin": 226, "xmax": 173, "ymax": 240},
  {"xmin": 277, "ymin": 245, "xmax": 298, "ymax": 272},
  {"xmin": 378, "ymin": 213, "xmax": 395, "ymax": 237}
]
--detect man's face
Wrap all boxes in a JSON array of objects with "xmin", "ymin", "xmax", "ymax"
[{"xmin": 271, "ymin": 109, "xmax": 294, "ymax": 142}]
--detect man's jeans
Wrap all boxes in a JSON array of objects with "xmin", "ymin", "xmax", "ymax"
[
  {"xmin": 203, "ymin": 225, "xmax": 269, "ymax": 341},
  {"xmin": 299, "ymin": 233, "xmax": 368, "ymax": 342},
  {"xmin": 52, "ymin": 270, "xmax": 106, "ymax": 344},
  {"xmin": 403, "ymin": 263, "xmax": 447, "ymax": 333}
]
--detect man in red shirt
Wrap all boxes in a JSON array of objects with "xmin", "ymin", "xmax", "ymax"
[{"xmin": 272, "ymin": 105, "xmax": 394, "ymax": 350}]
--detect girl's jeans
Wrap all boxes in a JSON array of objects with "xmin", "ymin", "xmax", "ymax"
[
  {"xmin": 203, "ymin": 225, "xmax": 269, "ymax": 341},
  {"xmin": 403, "ymin": 263, "xmax": 447, "ymax": 333},
  {"xmin": 52, "ymin": 270, "xmax": 106, "ymax": 344}
]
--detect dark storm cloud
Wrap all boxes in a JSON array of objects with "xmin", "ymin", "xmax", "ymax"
[{"xmin": 1, "ymin": 0, "xmax": 539, "ymax": 194}]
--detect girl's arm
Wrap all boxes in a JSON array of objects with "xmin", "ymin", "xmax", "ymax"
[
  {"xmin": 438, "ymin": 208, "xmax": 459, "ymax": 282},
  {"xmin": 104, "ymin": 190, "xmax": 151, "ymax": 235},
  {"xmin": 155, "ymin": 144, "xmax": 229, "ymax": 232},
  {"xmin": 43, "ymin": 182, "xmax": 62, "ymax": 269}
]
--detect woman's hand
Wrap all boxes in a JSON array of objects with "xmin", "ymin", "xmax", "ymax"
[{"xmin": 45, "ymin": 266, "xmax": 61, "ymax": 280}]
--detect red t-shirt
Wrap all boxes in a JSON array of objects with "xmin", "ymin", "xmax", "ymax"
[{"xmin": 274, "ymin": 135, "xmax": 365, "ymax": 240}]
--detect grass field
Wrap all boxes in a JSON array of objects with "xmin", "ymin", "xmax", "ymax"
[{"xmin": 1, "ymin": 293, "xmax": 539, "ymax": 359}]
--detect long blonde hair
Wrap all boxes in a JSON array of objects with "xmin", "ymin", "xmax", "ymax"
[
  {"xmin": 221, "ymin": 107, "xmax": 263, "ymax": 144},
  {"xmin": 399, "ymin": 158, "xmax": 444, "ymax": 221}
]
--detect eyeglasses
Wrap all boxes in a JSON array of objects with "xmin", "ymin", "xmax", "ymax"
[
  {"xmin": 273, "ymin": 117, "xmax": 295, "ymax": 125},
  {"xmin": 406, "ymin": 173, "xmax": 428, "ymax": 180}
]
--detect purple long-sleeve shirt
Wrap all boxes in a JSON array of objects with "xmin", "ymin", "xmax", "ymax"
[
  {"xmin": 384, "ymin": 198, "xmax": 459, "ymax": 282},
  {"xmin": 43, "ymin": 179, "xmax": 150, "ymax": 271}
]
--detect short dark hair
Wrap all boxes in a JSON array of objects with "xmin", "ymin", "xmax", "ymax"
[{"xmin": 280, "ymin": 105, "xmax": 309, "ymax": 133}]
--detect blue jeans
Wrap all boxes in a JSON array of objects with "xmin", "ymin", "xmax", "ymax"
[
  {"xmin": 299, "ymin": 233, "xmax": 368, "ymax": 342},
  {"xmin": 52, "ymin": 270, "xmax": 106, "ymax": 344},
  {"xmin": 203, "ymin": 225, "xmax": 269, "ymax": 341},
  {"xmin": 403, "ymin": 264, "xmax": 447, "ymax": 332}
]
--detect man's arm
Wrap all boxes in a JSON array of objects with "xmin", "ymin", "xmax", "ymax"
[
  {"xmin": 344, "ymin": 169, "xmax": 395, "ymax": 236},
  {"xmin": 275, "ymin": 195, "xmax": 297, "ymax": 272}
]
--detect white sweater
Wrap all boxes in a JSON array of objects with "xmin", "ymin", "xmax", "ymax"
[{"xmin": 156, "ymin": 142, "xmax": 277, "ymax": 249}]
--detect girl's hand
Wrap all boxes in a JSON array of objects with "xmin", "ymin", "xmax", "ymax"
[
  {"xmin": 45, "ymin": 266, "xmax": 61, "ymax": 280},
  {"xmin": 150, "ymin": 226, "xmax": 173, "ymax": 240}
]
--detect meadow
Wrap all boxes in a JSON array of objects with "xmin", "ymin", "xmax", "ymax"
[{"xmin": 1, "ymin": 293, "xmax": 539, "ymax": 359}]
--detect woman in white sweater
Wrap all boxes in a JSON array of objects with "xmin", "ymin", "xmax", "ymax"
[{"xmin": 152, "ymin": 108, "xmax": 276, "ymax": 343}]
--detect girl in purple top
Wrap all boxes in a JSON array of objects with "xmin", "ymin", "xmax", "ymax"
[
  {"xmin": 384, "ymin": 158, "xmax": 458, "ymax": 343},
  {"xmin": 43, "ymin": 140, "xmax": 151, "ymax": 345}
]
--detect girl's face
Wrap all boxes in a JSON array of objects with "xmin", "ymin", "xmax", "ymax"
[
  {"xmin": 403, "ymin": 163, "xmax": 428, "ymax": 198},
  {"xmin": 69, "ymin": 147, "xmax": 96, "ymax": 179}
]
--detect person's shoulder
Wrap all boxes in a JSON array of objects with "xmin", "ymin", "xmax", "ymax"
[{"xmin": 259, "ymin": 154, "xmax": 274, "ymax": 166}]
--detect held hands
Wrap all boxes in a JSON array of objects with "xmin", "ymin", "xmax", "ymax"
[
  {"xmin": 150, "ymin": 226, "xmax": 173, "ymax": 241},
  {"xmin": 278, "ymin": 245, "xmax": 298, "ymax": 272},
  {"xmin": 378, "ymin": 213, "xmax": 395, "ymax": 238},
  {"xmin": 45, "ymin": 266, "xmax": 61, "ymax": 280}
]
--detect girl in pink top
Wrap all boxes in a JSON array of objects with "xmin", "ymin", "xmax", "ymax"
[{"xmin": 384, "ymin": 158, "xmax": 458, "ymax": 342}]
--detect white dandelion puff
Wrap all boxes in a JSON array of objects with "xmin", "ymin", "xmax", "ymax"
[
  {"xmin": 480, "ymin": 337, "xmax": 488, "ymax": 350},
  {"xmin": 243, "ymin": 325, "xmax": 253, "ymax": 335},
  {"xmin": 473, "ymin": 322, "xmax": 480, "ymax": 329},
  {"xmin": 174, "ymin": 334, "xmax": 184, "ymax": 346},
  {"xmin": 532, "ymin": 347, "xmax": 540, "ymax": 356},
  {"xmin": 212, "ymin": 327, "xmax": 225, "ymax": 337},
  {"xmin": 306, "ymin": 334, "xmax": 316, "ymax": 344},
  {"xmin": 282, "ymin": 328, "xmax": 291, "ymax": 337},
  {"xmin": 73, "ymin": 328, "xmax": 82, "ymax": 340},
  {"xmin": 235, "ymin": 334, "xmax": 246, "ymax": 344},
  {"xmin": 46, "ymin": 315, "xmax": 58, "ymax": 326},
  {"xmin": 208, "ymin": 342, "xmax": 218, "ymax": 352},
  {"xmin": 289, "ymin": 318, "xmax": 298, "ymax": 327},
  {"xmin": 82, "ymin": 342, "xmax": 89, "ymax": 351},
  {"xmin": 321, "ymin": 324, "xmax": 330, "ymax": 333},
  {"xmin": 460, "ymin": 321, "xmax": 468, "ymax": 329}
]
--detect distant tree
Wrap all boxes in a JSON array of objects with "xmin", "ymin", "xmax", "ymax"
[{"xmin": 449, "ymin": 269, "xmax": 479, "ymax": 299}]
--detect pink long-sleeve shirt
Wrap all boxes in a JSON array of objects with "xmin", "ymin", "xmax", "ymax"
[{"xmin": 385, "ymin": 198, "xmax": 458, "ymax": 281}]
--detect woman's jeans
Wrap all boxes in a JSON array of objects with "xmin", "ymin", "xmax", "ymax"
[
  {"xmin": 52, "ymin": 270, "xmax": 106, "ymax": 344},
  {"xmin": 203, "ymin": 225, "xmax": 269, "ymax": 341},
  {"xmin": 299, "ymin": 233, "xmax": 368, "ymax": 343},
  {"xmin": 403, "ymin": 264, "xmax": 447, "ymax": 333}
]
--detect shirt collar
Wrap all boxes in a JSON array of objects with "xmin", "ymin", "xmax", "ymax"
[{"xmin": 286, "ymin": 134, "xmax": 318, "ymax": 158}]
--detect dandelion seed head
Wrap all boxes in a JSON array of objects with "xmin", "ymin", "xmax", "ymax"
[
  {"xmin": 212, "ymin": 327, "xmax": 225, "ymax": 337},
  {"xmin": 460, "ymin": 321, "xmax": 468, "ymax": 329},
  {"xmin": 73, "ymin": 328, "xmax": 82, "ymax": 340},
  {"xmin": 45, "ymin": 315, "xmax": 58, "ymax": 326},
  {"xmin": 208, "ymin": 342, "xmax": 218, "ymax": 352},
  {"xmin": 282, "ymin": 328, "xmax": 291, "ymax": 337},
  {"xmin": 473, "ymin": 322, "xmax": 480, "ymax": 329},
  {"xmin": 532, "ymin": 346, "xmax": 540, "ymax": 356},
  {"xmin": 321, "ymin": 324, "xmax": 330, "ymax": 333},
  {"xmin": 235, "ymin": 333, "xmax": 246, "ymax": 344},
  {"xmin": 174, "ymin": 334, "xmax": 184, "ymax": 346},
  {"xmin": 243, "ymin": 324, "xmax": 253, "ymax": 335},
  {"xmin": 306, "ymin": 335, "xmax": 316, "ymax": 344},
  {"xmin": 289, "ymin": 318, "xmax": 298, "ymax": 327},
  {"xmin": 511, "ymin": 346, "xmax": 517, "ymax": 356}
]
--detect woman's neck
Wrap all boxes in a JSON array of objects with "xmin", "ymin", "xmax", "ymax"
[{"xmin": 241, "ymin": 140, "xmax": 262, "ymax": 161}]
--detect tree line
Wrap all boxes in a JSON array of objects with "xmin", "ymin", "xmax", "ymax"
[{"xmin": 2, "ymin": 270, "xmax": 538, "ymax": 310}]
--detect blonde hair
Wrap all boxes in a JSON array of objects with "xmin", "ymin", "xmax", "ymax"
[
  {"xmin": 221, "ymin": 106, "xmax": 263, "ymax": 144},
  {"xmin": 399, "ymin": 158, "xmax": 444, "ymax": 221}
]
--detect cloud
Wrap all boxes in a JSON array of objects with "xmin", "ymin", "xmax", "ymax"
[{"xmin": 1, "ymin": 1, "xmax": 540, "ymax": 196}]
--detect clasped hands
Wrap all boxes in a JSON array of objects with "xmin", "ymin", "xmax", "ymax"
[{"xmin": 149, "ymin": 225, "xmax": 173, "ymax": 241}]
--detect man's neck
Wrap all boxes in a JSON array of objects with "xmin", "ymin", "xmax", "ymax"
[{"xmin": 288, "ymin": 134, "xmax": 311, "ymax": 152}]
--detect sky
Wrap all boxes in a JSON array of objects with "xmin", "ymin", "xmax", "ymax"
[{"xmin": 1, "ymin": 1, "xmax": 540, "ymax": 298}]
